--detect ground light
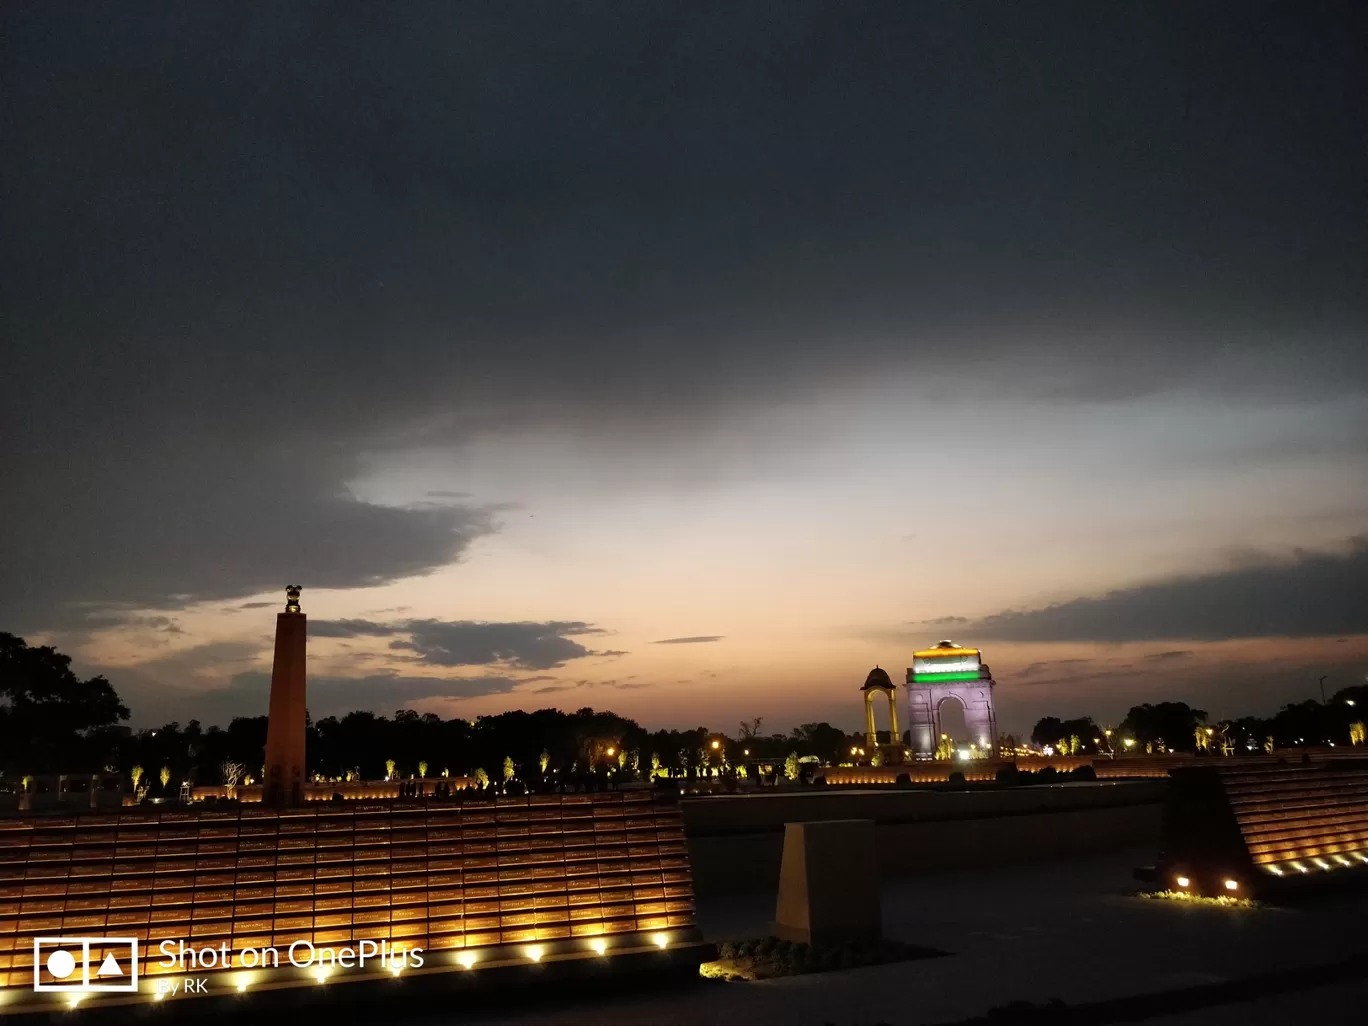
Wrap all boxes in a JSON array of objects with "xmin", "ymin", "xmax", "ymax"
[
  {"xmin": 524, "ymin": 945, "xmax": 545, "ymax": 963},
  {"xmin": 1224, "ymin": 879, "xmax": 1239, "ymax": 891},
  {"xmin": 312, "ymin": 966, "xmax": 331, "ymax": 984},
  {"xmin": 652, "ymin": 933, "xmax": 669, "ymax": 949},
  {"xmin": 1175, "ymin": 876, "xmax": 1190, "ymax": 888},
  {"xmin": 236, "ymin": 973, "xmax": 252, "ymax": 992},
  {"xmin": 590, "ymin": 939, "xmax": 608, "ymax": 955},
  {"xmin": 456, "ymin": 951, "xmax": 476, "ymax": 969}
]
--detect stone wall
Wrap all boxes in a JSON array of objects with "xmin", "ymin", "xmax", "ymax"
[
  {"xmin": 0, "ymin": 791, "xmax": 697, "ymax": 1004},
  {"xmin": 684, "ymin": 781, "xmax": 1166, "ymax": 893}
]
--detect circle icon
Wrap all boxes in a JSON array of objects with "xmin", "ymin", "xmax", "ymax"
[{"xmin": 46, "ymin": 949, "xmax": 77, "ymax": 979}]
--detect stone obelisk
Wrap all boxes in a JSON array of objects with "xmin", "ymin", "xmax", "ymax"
[{"xmin": 263, "ymin": 585, "xmax": 307, "ymax": 807}]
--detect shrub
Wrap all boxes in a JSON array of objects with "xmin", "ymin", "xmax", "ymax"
[
  {"xmin": 948, "ymin": 770, "xmax": 965, "ymax": 785},
  {"xmin": 995, "ymin": 766, "xmax": 1018, "ymax": 784},
  {"xmin": 1072, "ymin": 764, "xmax": 1097, "ymax": 781}
]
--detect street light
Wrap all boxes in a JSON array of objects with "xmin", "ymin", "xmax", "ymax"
[{"xmin": 710, "ymin": 740, "xmax": 720, "ymax": 750}]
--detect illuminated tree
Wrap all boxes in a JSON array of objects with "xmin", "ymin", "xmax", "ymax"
[
  {"xmin": 159, "ymin": 766, "xmax": 170, "ymax": 789},
  {"xmin": 937, "ymin": 734, "xmax": 954, "ymax": 761},
  {"xmin": 1350, "ymin": 722, "xmax": 1366, "ymax": 746},
  {"xmin": 870, "ymin": 747, "xmax": 884, "ymax": 768},
  {"xmin": 130, "ymin": 765, "xmax": 144, "ymax": 790},
  {"xmin": 385, "ymin": 758, "xmax": 396, "ymax": 780},
  {"xmin": 651, "ymin": 752, "xmax": 661, "ymax": 777},
  {"xmin": 1264, "ymin": 735, "xmax": 1275, "ymax": 754},
  {"xmin": 502, "ymin": 756, "xmax": 514, "ymax": 782},
  {"xmin": 474, "ymin": 767, "xmax": 489, "ymax": 788},
  {"xmin": 539, "ymin": 749, "xmax": 550, "ymax": 773},
  {"xmin": 220, "ymin": 760, "xmax": 243, "ymax": 799},
  {"xmin": 417, "ymin": 760, "xmax": 428, "ymax": 779},
  {"xmin": 783, "ymin": 751, "xmax": 800, "ymax": 782}
]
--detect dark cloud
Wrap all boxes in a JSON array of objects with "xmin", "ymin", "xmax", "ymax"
[
  {"xmin": 309, "ymin": 619, "xmax": 404, "ymax": 639},
  {"xmin": 2, "ymin": 3, "xmax": 1364, "ymax": 630},
  {"xmin": 310, "ymin": 617, "xmax": 608, "ymax": 670},
  {"xmin": 531, "ymin": 677, "xmax": 652, "ymax": 695},
  {"xmin": 394, "ymin": 620, "xmax": 606, "ymax": 670},
  {"xmin": 1018, "ymin": 659, "xmax": 1092, "ymax": 679},
  {"xmin": 238, "ymin": 602, "xmax": 275, "ymax": 609},
  {"xmin": 1144, "ymin": 650, "xmax": 1193, "ymax": 662},
  {"xmin": 916, "ymin": 616, "xmax": 969, "ymax": 627},
  {"xmin": 970, "ymin": 538, "xmax": 1368, "ymax": 643},
  {"xmin": 652, "ymin": 636, "xmax": 724, "ymax": 645}
]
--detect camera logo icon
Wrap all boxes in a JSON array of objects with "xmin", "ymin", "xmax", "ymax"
[{"xmin": 33, "ymin": 937, "xmax": 139, "ymax": 992}]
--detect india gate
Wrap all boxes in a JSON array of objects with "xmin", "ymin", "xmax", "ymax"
[
  {"xmin": 906, "ymin": 641, "xmax": 998, "ymax": 759},
  {"xmin": 860, "ymin": 641, "xmax": 999, "ymax": 760}
]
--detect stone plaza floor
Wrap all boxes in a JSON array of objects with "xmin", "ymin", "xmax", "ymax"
[{"xmin": 441, "ymin": 845, "xmax": 1368, "ymax": 1025}]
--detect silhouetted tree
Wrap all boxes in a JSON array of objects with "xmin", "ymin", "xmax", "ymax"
[
  {"xmin": 0, "ymin": 632, "xmax": 129, "ymax": 772},
  {"xmin": 1120, "ymin": 702, "xmax": 1207, "ymax": 753},
  {"xmin": 1031, "ymin": 717, "xmax": 1065, "ymax": 746}
]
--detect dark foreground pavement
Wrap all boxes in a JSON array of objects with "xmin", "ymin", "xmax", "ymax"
[{"xmin": 402, "ymin": 846, "xmax": 1368, "ymax": 1026}]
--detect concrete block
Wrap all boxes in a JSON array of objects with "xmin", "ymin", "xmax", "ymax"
[{"xmin": 774, "ymin": 819, "xmax": 881, "ymax": 945}]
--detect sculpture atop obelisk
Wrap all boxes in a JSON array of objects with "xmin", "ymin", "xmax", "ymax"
[{"xmin": 263, "ymin": 585, "xmax": 307, "ymax": 807}]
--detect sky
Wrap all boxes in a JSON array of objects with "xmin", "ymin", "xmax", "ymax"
[{"xmin": 2, "ymin": 2, "xmax": 1365, "ymax": 738}]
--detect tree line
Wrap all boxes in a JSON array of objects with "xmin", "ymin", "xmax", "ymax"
[
  {"xmin": 1031, "ymin": 690, "xmax": 1368, "ymax": 756},
  {"xmin": 1, "ymin": 633, "xmax": 865, "ymax": 792}
]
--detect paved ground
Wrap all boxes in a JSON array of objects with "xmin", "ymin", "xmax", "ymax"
[{"xmin": 435, "ymin": 846, "xmax": 1368, "ymax": 1026}]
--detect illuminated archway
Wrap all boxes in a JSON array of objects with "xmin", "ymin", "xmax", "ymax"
[
  {"xmin": 905, "ymin": 642, "xmax": 997, "ymax": 760},
  {"xmin": 860, "ymin": 667, "xmax": 900, "ymax": 748}
]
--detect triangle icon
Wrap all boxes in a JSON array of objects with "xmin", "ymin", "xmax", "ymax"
[{"xmin": 97, "ymin": 952, "xmax": 123, "ymax": 977}]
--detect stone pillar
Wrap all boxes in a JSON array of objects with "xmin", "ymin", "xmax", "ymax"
[
  {"xmin": 962, "ymin": 685, "xmax": 998, "ymax": 755},
  {"xmin": 906, "ymin": 679, "xmax": 936, "ymax": 759},
  {"xmin": 774, "ymin": 820, "xmax": 882, "ymax": 945},
  {"xmin": 264, "ymin": 586, "xmax": 307, "ymax": 807},
  {"xmin": 864, "ymin": 691, "xmax": 879, "ymax": 747},
  {"xmin": 886, "ymin": 691, "xmax": 900, "ymax": 743}
]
